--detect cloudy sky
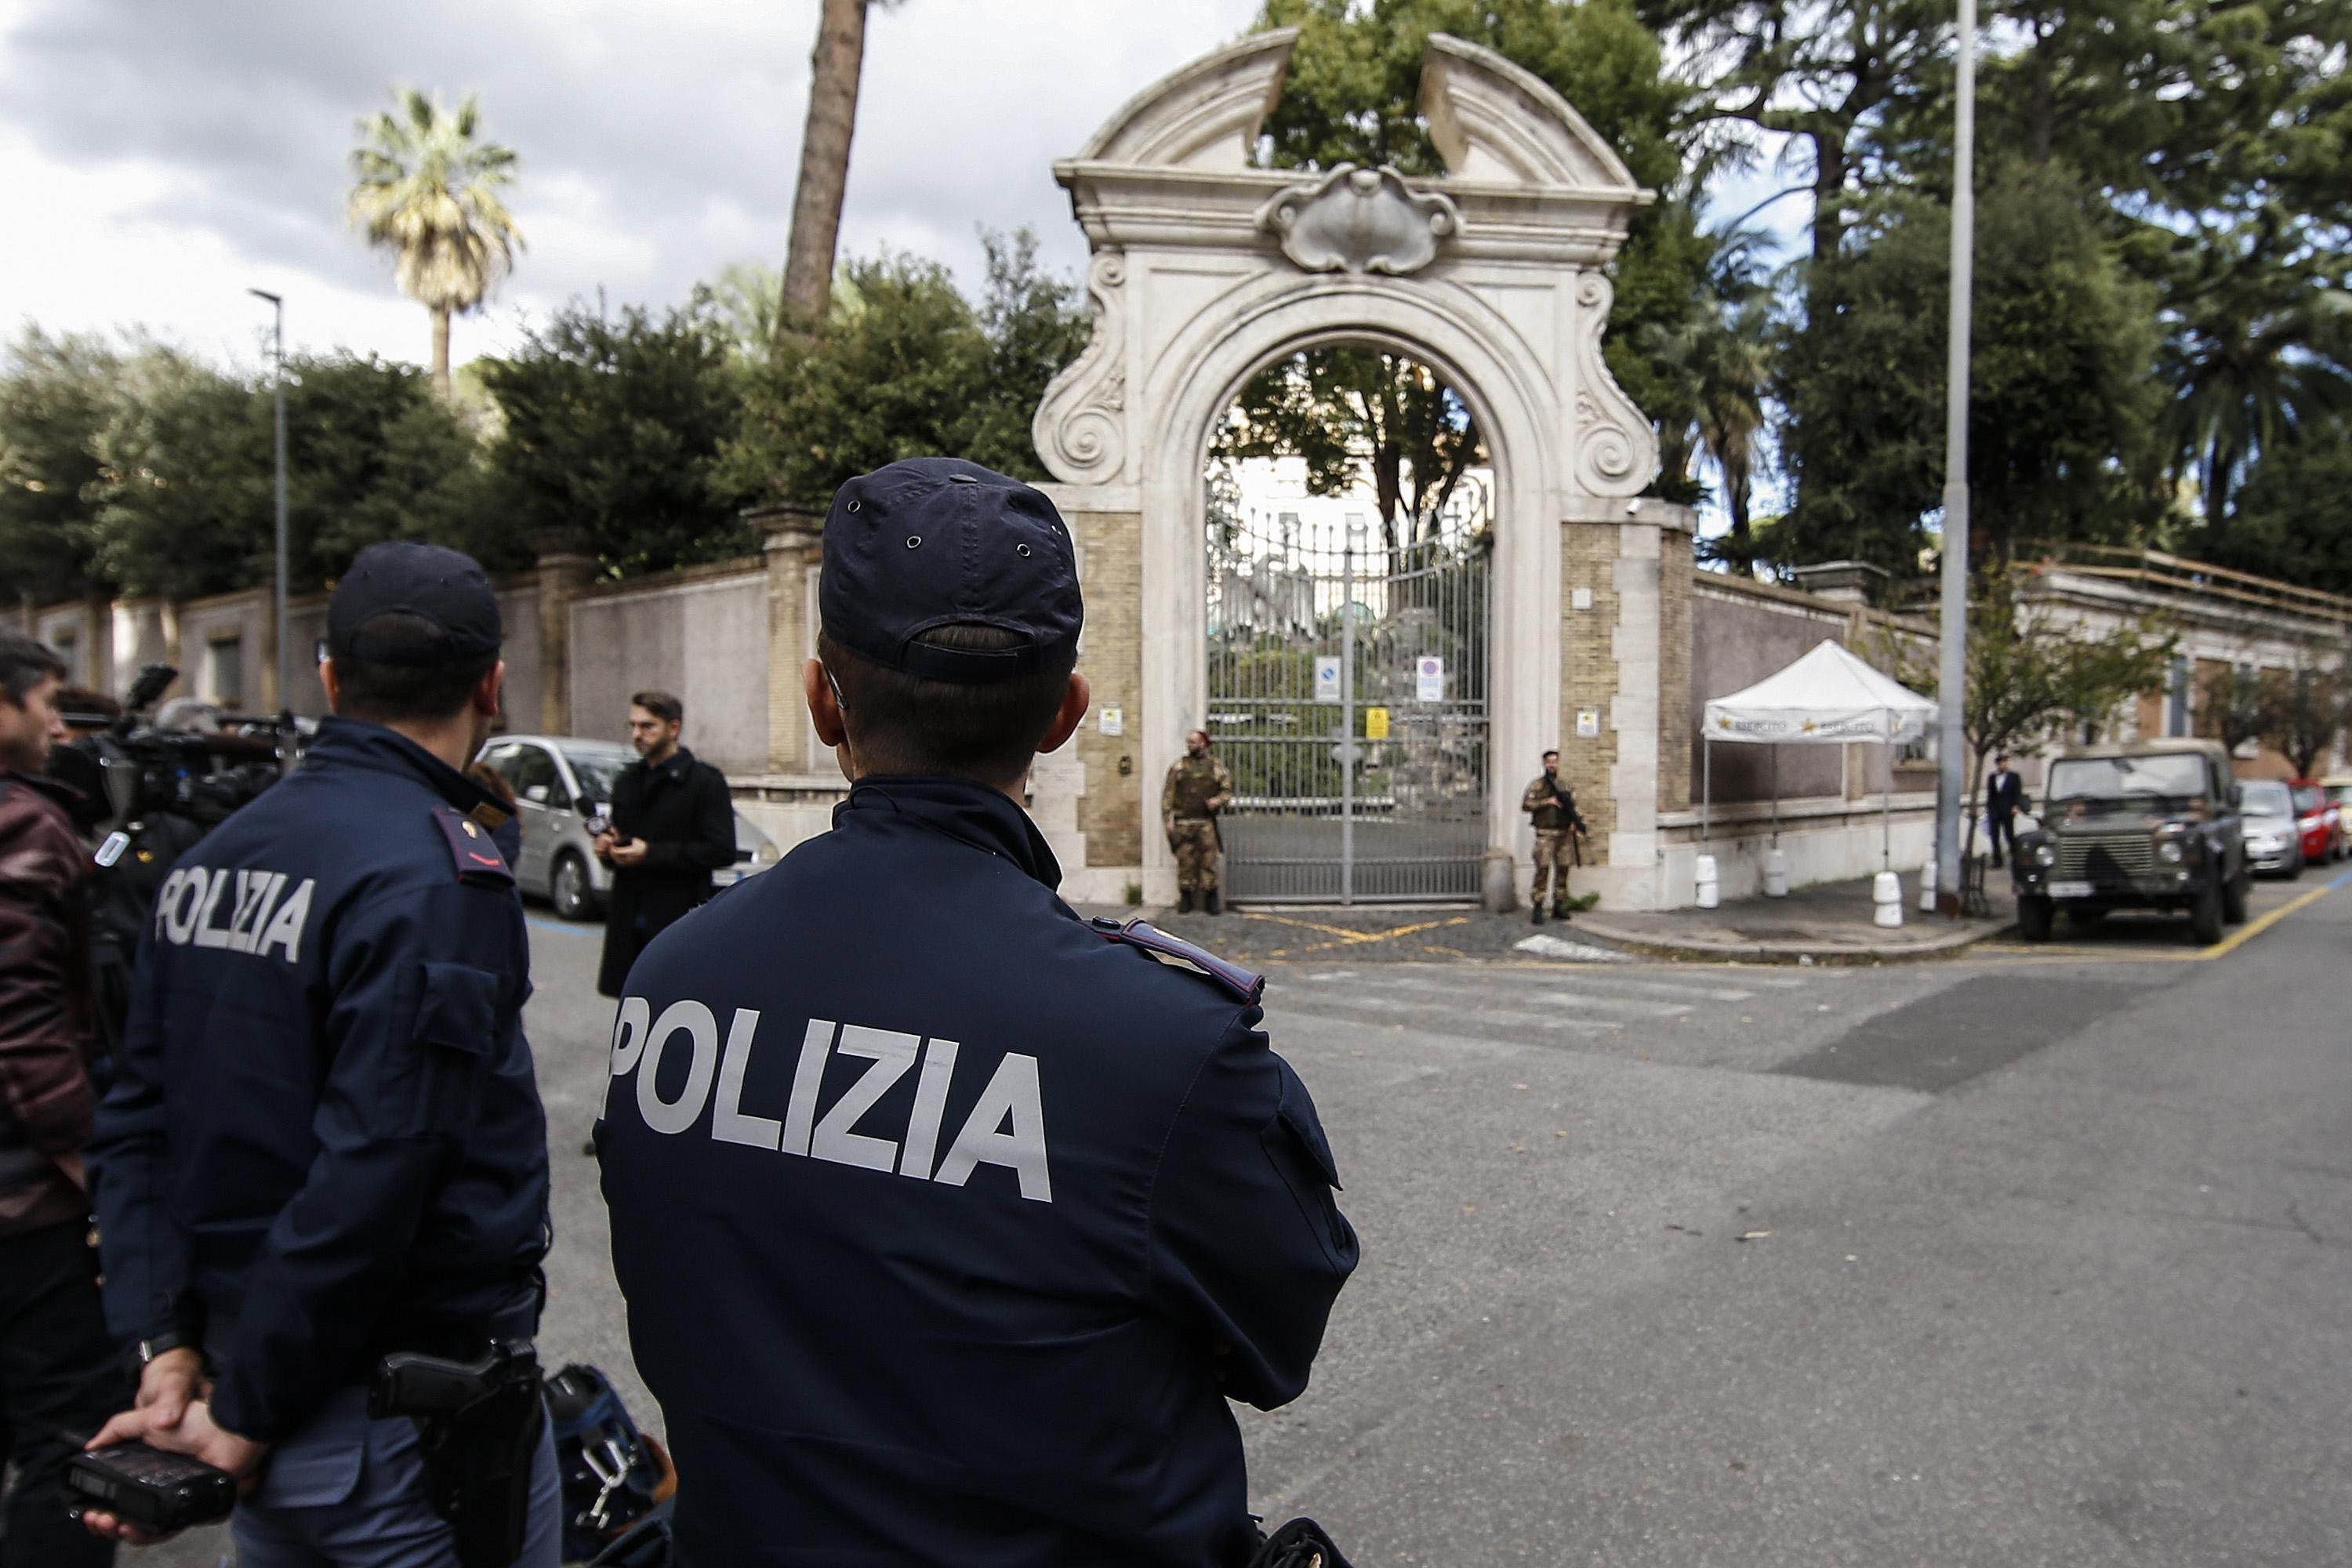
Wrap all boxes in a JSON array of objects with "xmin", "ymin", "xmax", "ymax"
[
  {"xmin": 0, "ymin": 0, "xmax": 1280, "ymax": 375},
  {"xmin": 0, "ymin": 1, "xmax": 1792, "ymax": 383}
]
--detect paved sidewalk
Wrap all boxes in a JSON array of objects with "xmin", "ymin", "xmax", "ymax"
[
  {"xmin": 1076, "ymin": 902, "xmax": 1555, "ymax": 965},
  {"xmin": 1080, "ymin": 871, "xmax": 2013, "ymax": 967},
  {"xmin": 1576, "ymin": 872, "xmax": 2013, "ymax": 963}
]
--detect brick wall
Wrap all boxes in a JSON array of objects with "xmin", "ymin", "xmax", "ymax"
[
  {"xmin": 1657, "ymin": 528, "xmax": 1693, "ymax": 814},
  {"xmin": 1559, "ymin": 521, "xmax": 1622, "ymax": 855}
]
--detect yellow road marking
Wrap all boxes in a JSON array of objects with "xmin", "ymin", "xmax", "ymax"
[{"xmin": 1238, "ymin": 912, "xmax": 1469, "ymax": 947}]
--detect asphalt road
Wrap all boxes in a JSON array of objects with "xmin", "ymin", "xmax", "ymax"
[{"xmin": 140, "ymin": 869, "xmax": 2352, "ymax": 1565}]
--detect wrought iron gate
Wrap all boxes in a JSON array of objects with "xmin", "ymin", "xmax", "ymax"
[{"xmin": 1204, "ymin": 495, "xmax": 1490, "ymax": 902}]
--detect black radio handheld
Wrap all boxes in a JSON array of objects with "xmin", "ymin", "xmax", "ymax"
[{"xmin": 64, "ymin": 1443, "xmax": 238, "ymax": 1533}]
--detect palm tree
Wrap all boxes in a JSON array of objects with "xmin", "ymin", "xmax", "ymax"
[
  {"xmin": 779, "ymin": 0, "xmax": 901, "ymax": 346},
  {"xmin": 1652, "ymin": 229, "xmax": 1777, "ymax": 566},
  {"xmin": 2165, "ymin": 241, "xmax": 2352, "ymax": 530},
  {"xmin": 348, "ymin": 88, "xmax": 524, "ymax": 400}
]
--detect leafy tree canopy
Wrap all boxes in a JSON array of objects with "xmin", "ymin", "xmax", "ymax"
[
  {"xmin": 0, "ymin": 328, "xmax": 119, "ymax": 604},
  {"xmin": 1774, "ymin": 162, "xmax": 2165, "ymax": 572},
  {"xmin": 479, "ymin": 302, "xmax": 752, "ymax": 577},
  {"xmin": 721, "ymin": 230, "xmax": 1087, "ymax": 508},
  {"xmin": 1, "ymin": 332, "xmax": 495, "ymax": 604}
]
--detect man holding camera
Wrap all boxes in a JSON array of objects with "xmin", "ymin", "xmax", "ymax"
[
  {"xmin": 79, "ymin": 543, "xmax": 560, "ymax": 1566},
  {"xmin": 0, "ymin": 630, "xmax": 124, "ymax": 1568},
  {"xmin": 593, "ymin": 691, "xmax": 734, "ymax": 1000},
  {"xmin": 597, "ymin": 459, "xmax": 1357, "ymax": 1567}
]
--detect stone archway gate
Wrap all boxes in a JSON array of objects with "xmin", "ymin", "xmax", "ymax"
[{"xmin": 1022, "ymin": 28, "xmax": 1698, "ymax": 911}]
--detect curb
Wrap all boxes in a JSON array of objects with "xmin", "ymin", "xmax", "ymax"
[{"xmin": 1570, "ymin": 916, "xmax": 2016, "ymax": 966}]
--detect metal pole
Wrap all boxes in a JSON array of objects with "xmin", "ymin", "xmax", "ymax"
[
  {"xmin": 1703, "ymin": 737, "xmax": 1711, "ymax": 843},
  {"xmin": 250, "ymin": 289, "xmax": 289, "ymax": 711},
  {"xmin": 1933, "ymin": 0, "xmax": 1977, "ymax": 914},
  {"xmin": 1340, "ymin": 522, "xmax": 1357, "ymax": 906}
]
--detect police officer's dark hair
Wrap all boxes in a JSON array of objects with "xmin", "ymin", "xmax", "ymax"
[
  {"xmin": 0, "ymin": 630, "xmax": 67, "ymax": 706},
  {"xmin": 632, "ymin": 691, "xmax": 684, "ymax": 725},
  {"xmin": 332, "ymin": 613, "xmax": 498, "ymax": 724},
  {"xmin": 817, "ymin": 625, "xmax": 1077, "ymax": 784}
]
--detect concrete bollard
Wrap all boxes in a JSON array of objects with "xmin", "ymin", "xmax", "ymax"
[
  {"xmin": 1874, "ymin": 869, "xmax": 1904, "ymax": 927},
  {"xmin": 1695, "ymin": 853, "xmax": 1720, "ymax": 909},
  {"xmin": 1762, "ymin": 848, "xmax": 1789, "ymax": 898},
  {"xmin": 1483, "ymin": 848, "xmax": 1516, "ymax": 914},
  {"xmin": 1917, "ymin": 857, "xmax": 1937, "ymax": 913}
]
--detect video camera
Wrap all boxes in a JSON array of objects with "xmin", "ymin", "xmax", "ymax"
[
  {"xmin": 64, "ymin": 664, "xmax": 307, "ymax": 1054},
  {"xmin": 65, "ymin": 662, "xmax": 299, "ymax": 836}
]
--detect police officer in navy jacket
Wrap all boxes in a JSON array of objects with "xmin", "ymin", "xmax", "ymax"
[
  {"xmin": 597, "ymin": 458, "xmax": 1359, "ymax": 1567},
  {"xmin": 81, "ymin": 543, "xmax": 560, "ymax": 1565}
]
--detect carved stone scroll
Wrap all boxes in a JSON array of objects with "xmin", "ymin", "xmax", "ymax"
[
  {"xmin": 1254, "ymin": 165, "xmax": 1461, "ymax": 276},
  {"xmin": 1032, "ymin": 252, "xmax": 1129, "ymax": 485},
  {"xmin": 1570, "ymin": 271, "xmax": 1658, "ymax": 496}
]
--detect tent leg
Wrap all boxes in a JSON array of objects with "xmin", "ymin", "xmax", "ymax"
[
  {"xmin": 1770, "ymin": 747, "xmax": 1780, "ymax": 845},
  {"xmin": 1703, "ymin": 739, "xmax": 1711, "ymax": 843},
  {"xmin": 1883, "ymin": 741, "xmax": 1893, "ymax": 869}
]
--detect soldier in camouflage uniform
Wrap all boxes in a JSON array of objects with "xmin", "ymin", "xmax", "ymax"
[
  {"xmin": 1521, "ymin": 749, "xmax": 1588, "ymax": 924},
  {"xmin": 1162, "ymin": 728, "xmax": 1233, "ymax": 914}
]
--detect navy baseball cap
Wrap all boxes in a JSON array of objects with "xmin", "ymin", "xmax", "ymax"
[
  {"xmin": 327, "ymin": 542, "xmax": 503, "ymax": 666},
  {"xmin": 819, "ymin": 457, "xmax": 1082, "ymax": 684}
]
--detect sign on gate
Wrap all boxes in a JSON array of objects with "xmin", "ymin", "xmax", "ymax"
[
  {"xmin": 1313, "ymin": 655, "xmax": 1342, "ymax": 704},
  {"xmin": 1365, "ymin": 707, "xmax": 1390, "ymax": 740},
  {"xmin": 1415, "ymin": 655, "xmax": 1446, "ymax": 702}
]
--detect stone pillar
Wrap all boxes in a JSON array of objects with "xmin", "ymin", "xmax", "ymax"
[
  {"xmin": 1558, "ymin": 499, "xmax": 1697, "ymax": 910},
  {"xmin": 1025, "ymin": 488, "xmax": 1146, "ymax": 904},
  {"xmin": 1785, "ymin": 559, "xmax": 1889, "ymax": 608},
  {"xmin": 532, "ymin": 532, "xmax": 596, "ymax": 738},
  {"xmin": 754, "ymin": 506, "xmax": 825, "ymax": 775}
]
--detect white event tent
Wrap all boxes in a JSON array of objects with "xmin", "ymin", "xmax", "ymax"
[{"xmin": 1700, "ymin": 638, "xmax": 1939, "ymax": 870}]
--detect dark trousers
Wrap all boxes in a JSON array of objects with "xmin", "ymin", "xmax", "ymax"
[
  {"xmin": 0, "ymin": 1217, "xmax": 127, "ymax": 1566},
  {"xmin": 1987, "ymin": 811, "xmax": 2016, "ymax": 865}
]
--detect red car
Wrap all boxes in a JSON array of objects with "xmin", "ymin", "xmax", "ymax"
[{"xmin": 2288, "ymin": 779, "xmax": 2339, "ymax": 865}]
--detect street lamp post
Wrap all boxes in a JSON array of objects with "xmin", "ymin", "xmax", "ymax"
[
  {"xmin": 1933, "ymin": 0, "xmax": 1977, "ymax": 913},
  {"xmin": 249, "ymin": 289, "xmax": 289, "ymax": 713}
]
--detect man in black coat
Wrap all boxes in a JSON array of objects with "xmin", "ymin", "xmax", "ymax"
[
  {"xmin": 1984, "ymin": 751, "xmax": 2025, "ymax": 865},
  {"xmin": 594, "ymin": 691, "xmax": 735, "ymax": 996}
]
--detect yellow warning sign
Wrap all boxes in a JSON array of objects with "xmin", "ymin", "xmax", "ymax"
[{"xmin": 1364, "ymin": 706, "xmax": 1390, "ymax": 740}]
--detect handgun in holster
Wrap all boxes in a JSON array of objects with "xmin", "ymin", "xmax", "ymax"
[{"xmin": 371, "ymin": 1339, "xmax": 545, "ymax": 1568}]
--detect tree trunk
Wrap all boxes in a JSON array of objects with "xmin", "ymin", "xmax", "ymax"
[
  {"xmin": 2204, "ymin": 438, "xmax": 2236, "ymax": 529},
  {"xmin": 430, "ymin": 304, "xmax": 452, "ymax": 401},
  {"xmin": 1810, "ymin": 131, "xmax": 1848, "ymax": 268},
  {"xmin": 780, "ymin": 0, "xmax": 869, "ymax": 345}
]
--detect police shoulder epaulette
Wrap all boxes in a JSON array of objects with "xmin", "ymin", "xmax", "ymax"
[
  {"xmin": 431, "ymin": 804, "xmax": 514, "ymax": 885},
  {"xmin": 1089, "ymin": 916, "xmax": 1264, "ymax": 1005}
]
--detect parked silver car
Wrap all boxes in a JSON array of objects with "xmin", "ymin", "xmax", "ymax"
[
  {"xmin": 2238, "ymin": 778, "xmax": 2303, "ymax": 877},
  {"xmin": 475, "ymin": 734, "xmax": 780, "ymax": 920}
]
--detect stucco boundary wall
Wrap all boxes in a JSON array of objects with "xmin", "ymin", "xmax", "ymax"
[
  {"xmin": 22, "ymin": 577, "xmax": 546, "ymax": 734},
  {"xmin": 563, "ymin": 535, "xmax": 854, "ymax": 857}
]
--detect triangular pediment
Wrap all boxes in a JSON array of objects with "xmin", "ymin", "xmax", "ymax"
[{"xmin": 1417, "ymin": 33, "xmax": 1642, "ymax": 195}]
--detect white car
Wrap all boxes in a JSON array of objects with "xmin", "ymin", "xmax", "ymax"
[{"xmin": 474, "ymin": 734, "xmax": 781, "ymax": 920}]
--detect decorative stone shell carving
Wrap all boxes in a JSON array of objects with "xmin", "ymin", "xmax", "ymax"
[
  {"xmin": 1254, "ymin": 165, "xmax": 1461, "ymax": 276},
  {"xmin": 1031, "ymin": 252, "xmax": 1129, "ymax": 485}
]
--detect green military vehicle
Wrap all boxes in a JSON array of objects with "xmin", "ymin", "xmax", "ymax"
[{"xmin": 2010, "ymin": 738, "xmax": 2249, "ymax": 946}]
